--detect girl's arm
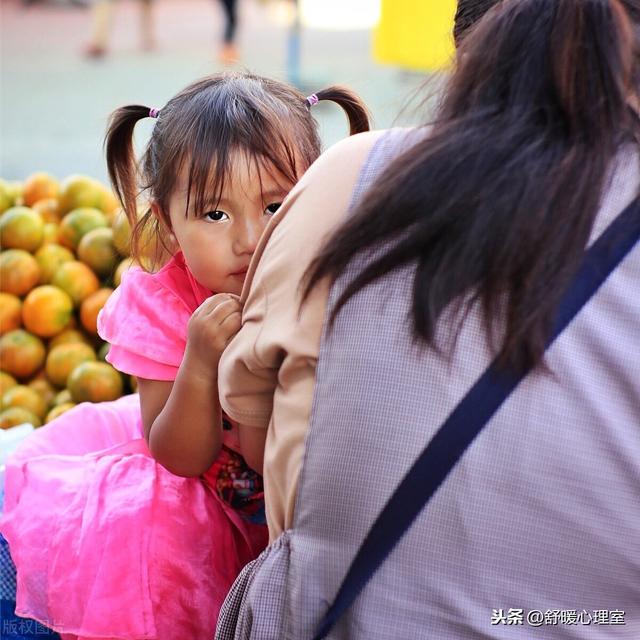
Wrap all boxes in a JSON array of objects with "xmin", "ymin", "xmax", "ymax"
[
  {"xmin": 138, "ymin": 294, "xmax": 242, "ymax": 477},
  {"xmin": 137, "ymin": 366, "xmax": 221, "ymax": 477}
]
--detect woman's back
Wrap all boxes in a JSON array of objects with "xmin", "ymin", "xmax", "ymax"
[
  {"xmin": 287, "ymin": 129, "xmax": 640, "ymax": 638},
  {"xmin": 217, "ymin": 127, "xmax": 640, "ymax": 639}
]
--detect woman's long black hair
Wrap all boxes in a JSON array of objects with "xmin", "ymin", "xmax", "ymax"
[{"xmin": 304, "ymin": 0, "xmax": 640, "ymax": 372}]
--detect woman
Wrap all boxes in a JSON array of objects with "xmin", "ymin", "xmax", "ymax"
[{"xmin": 217, "ymin": 0, "xmax": 640, "ymax": 637}]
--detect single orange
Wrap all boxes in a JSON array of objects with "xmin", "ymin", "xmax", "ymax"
[
  {"xmin": 0, "ymin": 329, "xmax": 46, "ymax": 380},
  {"xmin": 22, "ymin": 285, "xmax": 74, "ymax": 337},
  {"xmin": 0, "ymin": 179, "xmax": 14, "ymax": 215},
  {"xmin": 78, "ymin": 227, "xmax": 118, "ymax": 278},
  {"xmin": 0, "ymin": 292, "xmax": 22, "ymax": 334},
  {"xmin": 0, "ymin": 206, "xmax": 44, "ymax": 252},
  {"xmin": 48, "ymin": 328, "xmax": 92, "ymax": 349},
  {"xmin": 0, "ymin": 406, "xmax": 42, "ymax": 429},
  {"xmin": 111, "ymin": 210, "xmax": 132, "ymax": 257},
  {"xmin": 34, "ymin": 243, "xmax": 75, "ymax": 284},
  {"xmin": 0, "ymin": 371, "xmax": 18, "ymax": 396},
  {"xmin": 68, "ymin": 361, "xmax": 123, "ymax": 403},
  {"xmin": 1, "ymin": 384, "xmax": 47, "ymax": 419},
  {"xmin": 111, "ymin": 206, "xmax": 160, "ymax": 261},
  {"xmin": 28, "ymin": 377, "xmax": 57, "ymax": 409},
  {"xmin": 99, "ymin": 187, "xmax": 120, "ymax": 219},
  {"xmin": 45, "ymin": 342, "xmax": 96, "ymax": 388},
  {"xmin": 80, "ymin": 288, "xmax": 113, "ymax": 335},
  {"xmin": 59, "ymin": 175, "xmax": 105, "ymax": 214},
  {"xmin": 45, "ymin": 402, "xmax": 76, "ymax": 423},
  {"xmin": 51, "ymin": 260, "xmax": 100, "ymax": 306},
  {"xmin": 58, "ymin": 207, "xmax": 107, "ymax": 250},
  {"xmin": 0, "ymin": 249, "xmax": 41, "ymax": 296},
  {"xmin": 22, "ymin": 173, "xmax": 60, "ymax": 207}
]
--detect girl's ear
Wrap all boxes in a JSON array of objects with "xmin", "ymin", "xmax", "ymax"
[{"xmin": 151, "ymin": 200, "xmax": 172, "ymax": 232}]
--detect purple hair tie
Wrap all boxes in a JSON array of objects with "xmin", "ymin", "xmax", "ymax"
[
  {"xmin": 149, "ymin": 107, "xmax": 160, "ymax": 119},
  {"xmin": 306, "ymin": 94, "xmax": 319, "ymax": 107}
]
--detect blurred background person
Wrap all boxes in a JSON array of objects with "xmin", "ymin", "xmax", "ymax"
[
  {"xmin": 84, "ymin": 0, "xmax": 155, "ymax": 57},
  {"xmin": 217, "ymin": 0, "xmax": 239, "ymax": 63}
]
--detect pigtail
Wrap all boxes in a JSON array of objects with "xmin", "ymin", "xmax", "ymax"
[
  {"xmin": 104, "ymin": 105, "xmax": 152, "ymax": 226},
  {"xmin": 313, "ymin": 86, "xmax": 371, "ymax": 135}
]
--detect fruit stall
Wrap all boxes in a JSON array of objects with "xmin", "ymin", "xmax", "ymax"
[{"xmin": 0, "ymin": 173, "xmax": 136, "ymax": 429}]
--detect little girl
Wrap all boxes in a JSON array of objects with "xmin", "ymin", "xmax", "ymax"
[{"xmin": 0, "ymin": 72, "xmax": 370, "ymax": 640}]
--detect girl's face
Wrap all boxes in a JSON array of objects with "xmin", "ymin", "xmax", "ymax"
[{"xmin": 158, "ymin": 151, "xmax": 292, "ymax": 295}]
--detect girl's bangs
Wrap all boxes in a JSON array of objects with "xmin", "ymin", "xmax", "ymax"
[{"xmin": 183, "ymin": 125, "xmax": 301, "ymax": 216}]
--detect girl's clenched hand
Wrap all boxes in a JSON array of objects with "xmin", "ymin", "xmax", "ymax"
[{"xmin": 184, "ymin": 294, "xmax": 242, "ymax": 378}]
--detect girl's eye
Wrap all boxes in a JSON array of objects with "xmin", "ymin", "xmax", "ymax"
[
  {"xmin": 265, "ymin": 202, "xmax": 282, "ymax": 216},
  {"xmin": 203, "ymin": 210, "xmax": 229, "ymax": 222}
]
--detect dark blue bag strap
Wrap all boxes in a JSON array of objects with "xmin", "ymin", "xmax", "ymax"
[{"xmin": 313, "ymin": 196, "xmax": 640, "ymax": 640}]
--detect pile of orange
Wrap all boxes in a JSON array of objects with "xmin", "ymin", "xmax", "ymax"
[{"xmin": 0, "ymin": 172, "xmax": 137, "ymax": 428}]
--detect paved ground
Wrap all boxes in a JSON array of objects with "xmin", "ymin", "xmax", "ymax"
[{"xmin": 1, "ymin": 0, "xmax": 440, "ymax": 183}]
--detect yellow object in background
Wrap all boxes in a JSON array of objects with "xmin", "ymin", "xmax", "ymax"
[{"xmin": 374, "ymin": 0, "xmax": 457, "ymax": 71}]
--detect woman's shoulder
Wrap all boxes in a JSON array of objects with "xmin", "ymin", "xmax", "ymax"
[
  {"xmin": 307, "ymin": 130, "xmax": 388, "ymax": 175},
  {"xmin": 320, "ymin": 127, "xmax": 424, "ymax": 164},
  {"xmin": 297, "ymin": 128, "xmax": 424, "ymax": 194}
]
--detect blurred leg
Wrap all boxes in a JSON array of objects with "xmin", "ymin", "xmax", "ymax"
[
  {"xmin": 139, "ymin": 0, "xmax": 155, "ymax": 50},
  {"xmin": 218, "ymin": 0, "xmax": 239, "ymax": 63},
  {"xmin": 85, "ymin": 0, "xmax": 113, "ymax": 57},
  {"xmin": 220, "ymin": 0, "xmax": 237, "ymax": 44}
]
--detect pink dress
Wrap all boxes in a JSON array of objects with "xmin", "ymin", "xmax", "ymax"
[{"xmin": 0, "ymin": 252, "xmax": 268, "ymax": 640}]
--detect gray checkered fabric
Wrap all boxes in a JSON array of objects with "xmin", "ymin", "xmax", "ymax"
[
  {"xmin": 216, "ymin": 531, "xmax": 292, "ymax": 639},
  {"xmin": 217, "ymin": 128, "xmax": 640, "ymax": 639},
  {"xmin": 1, "ymin": 533, "xmax": 17, "ymax": 601}
]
